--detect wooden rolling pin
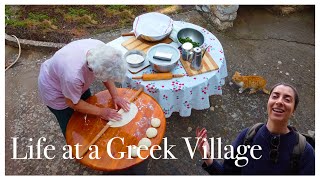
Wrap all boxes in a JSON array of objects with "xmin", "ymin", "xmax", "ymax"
[
  {"xmin": 132, "ymin": 73, "xmax": 184, "ymax": 81},
  {"xmin": 121, "ymin": 32, "xmax": 135, "ymax": 36},
  {"xmin": 79, "ymin": 87, "xmax": 143, "ymax": 158}
]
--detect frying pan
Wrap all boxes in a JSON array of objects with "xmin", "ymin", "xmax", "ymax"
[{"xmin": 121, "ymin": 12, "xmax": 173, "ymax": 42}]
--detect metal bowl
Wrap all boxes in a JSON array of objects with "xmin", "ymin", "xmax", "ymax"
[
  {"xmin": 177, "ymin": 28, "xmax": 205, "ymax": 47},
  {"xmin": 124, "ymin": 50, "xmax": 146, "ymax": 68},
  {"xmin": 139, "ymin": 30, "xmax": 172, "ymax": 42},
  {"xmin": 147, "ymin": 44, "xmax": 180, "ymax": 73}
]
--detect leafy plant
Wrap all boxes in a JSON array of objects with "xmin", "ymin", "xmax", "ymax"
[{"xmin": 178, "ymin": 37, "xmax": 200, "ymax": 47}]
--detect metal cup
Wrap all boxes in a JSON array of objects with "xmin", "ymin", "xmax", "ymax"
[
  {"xmin": 181, "ymin": 42, "xmax": 194, "ymax": 62},
  {"xmin": 190, "ymin": 47, "xmax": 203, "ymax": 70}
]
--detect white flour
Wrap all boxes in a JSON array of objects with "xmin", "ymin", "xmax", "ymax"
[{"xmin": 126, "ymin": 54, "xmax": 144, "ymax": 64}]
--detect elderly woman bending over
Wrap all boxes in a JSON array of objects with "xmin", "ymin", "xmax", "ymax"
[{"xmin": 38, "ymin": 39, "xmax": 130, "ymax": 137}]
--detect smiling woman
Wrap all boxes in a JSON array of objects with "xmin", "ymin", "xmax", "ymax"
[
  {"xmin": 267, "ymin": 83, "xmax": 299, "ymax": 134},
  {"xmin": 196, "ymin": 82, "xmax": 315, "ymax": 175}
]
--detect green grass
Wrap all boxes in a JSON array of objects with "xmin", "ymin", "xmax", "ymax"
[
  {"xmin": 5, "ymin": 6, "xmax": 23, "ymax": 27},
  {"xmin": 5, "ymin": 7, "xmax": 52, "ymax": 28},
  {"xmin": 28, "ymin": 12, "xmax": 49, "ymax": 21},
  {"xmin": 65, "ymin": 7, "xmax": 97, "ymax": 25},
  {"xmin": 67, "ymin": 7, "xmax": 88, "ymax": 16},
  {"xmin": 5, "ymin": 5, "xmax": 174, "ymax": 28},
  {"xmin": 106, "ymin": 5, "xmax": 127, "ymax": 11},
  {"xmin": 5, "ymin": 6, "xmax": 13, "ymax": 17},
  {"xmin": 6, "ymin": 19, "xmax": 27, "ymax": 27},
  {"xmin": 5, "ymin": 5, "xmax": 179, "ymax": 38}
]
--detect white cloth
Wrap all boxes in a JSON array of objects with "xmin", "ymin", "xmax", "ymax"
[
  {"xmin": 107, "ymin": 21, "xmax": 228, "ymax": 118},
  {"xmin": 169, "ymin": 22, "xmax": 183, "ymax": 42},
  {"xmin": 133, "ymin": 12, "xmax": 173, "ymax": 37}
]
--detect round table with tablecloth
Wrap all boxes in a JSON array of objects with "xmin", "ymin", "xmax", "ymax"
[{"xmin": 107, "ymin": 21, "xmax": 228, "ymax": 118}]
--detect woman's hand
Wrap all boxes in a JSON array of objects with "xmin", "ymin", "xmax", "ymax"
[
  {"xmin": 103, "ymin": 81, "xmax": 130, "ymax": 112},
  {"xmin": 113, "ymin": 96, "xmax": 130, "ymax": 112},
  {"xmin": 99, "ymin": 107, "xmax": 122, "ymax": 121},
  {"xmin": 196, "ymin": 127, "xmax": 213, "ymax": 165}
]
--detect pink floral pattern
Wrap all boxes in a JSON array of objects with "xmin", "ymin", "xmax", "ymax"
[
  {"xmin": 201, "ymin": 85, "xmax": 209, "ymax": 95},
  {"xmin": 183, "ymin": 101, "xmax": 191, "ymax": 109},
  {"xmin": 146, "ymin": 82, "xmax": 158, "ymax": 94},
  {"xmin": 162, "ymin": 94, "xmax": 168, "ymax": 100},
  {"xmin": 171, "ymin": 80, "xmax": 184, "ymax": 93}
]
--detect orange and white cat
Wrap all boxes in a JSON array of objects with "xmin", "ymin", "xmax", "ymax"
[{"xmin": 232, "ymin": 71, "xmax": 269, "ymax": 94}]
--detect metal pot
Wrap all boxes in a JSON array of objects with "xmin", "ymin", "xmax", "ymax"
[
  {"xmin": 124, "ymin": 50, "xmax": 146, "ymax": 68},
  {"xmin": 176, "ymin": 27, "xmax": 205, "ymax": 47},
  {"xmin": 121, "ymin": 12, "xmax": 173, "ymax": 42},
  {"xmin": 147, "ymin": 44, "xmax": 180, "ymax": 73},
  {"xmin": 121, "ymin": 31, "xmax": 171, "ymax": 42},
  {"xmin": 149, "ymin": 60, "xmax": 178, "ymax": 73}
]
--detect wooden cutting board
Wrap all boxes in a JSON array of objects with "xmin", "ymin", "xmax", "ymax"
[
  {"xmin": 121, "ymin": 36, "xmax": 173, "ymax": 53},
  {"xmin": 179, "ymin": 51, "xmax": 219, "ymax": 76}
]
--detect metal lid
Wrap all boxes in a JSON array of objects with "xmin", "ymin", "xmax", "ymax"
[{"xmin": 193, "ymin": 47, "xmax": 202, "ymax": 53}]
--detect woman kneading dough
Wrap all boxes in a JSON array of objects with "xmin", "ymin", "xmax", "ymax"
[{"xmin": 38, "ymin": 39, "xmax": 130, "ymax": 138}]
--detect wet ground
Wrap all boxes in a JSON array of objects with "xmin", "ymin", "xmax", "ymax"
[{"xmin": 5, "ymin": 6, "xmax": 315, "ymax": 175}]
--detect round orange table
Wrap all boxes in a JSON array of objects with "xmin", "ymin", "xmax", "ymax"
[{"xmin": 65, "ymin": 88, "xmax": 166, "ymax": 171}]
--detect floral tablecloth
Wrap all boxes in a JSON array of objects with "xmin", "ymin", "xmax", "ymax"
[{"xmin": 107, "ymin": 21, "xmax": 228, "ymax": 118}]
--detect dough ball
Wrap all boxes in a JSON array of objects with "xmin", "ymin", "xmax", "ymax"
[
  {"xmin": 146, "ymin": 127, "xmax": 158, "ymax": 138},
  {"xmin": 138, "ymin": 138, "xmax": 152, "ymax": 150},
  {"xmin": 130, "ymin": 145, "xmax": 138, "ymax": 157},
  {"xmin": 151, "ymin": 118, "xmax": 161, "ymax": 128}
]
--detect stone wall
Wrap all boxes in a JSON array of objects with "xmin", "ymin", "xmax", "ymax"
[
  {"xmin": 196, "ymin": 5, "xmax": 239, "ymax": 31},
  {"xmin": 195, "ymin": 5, "xmax": 308, "ymax": 31}
]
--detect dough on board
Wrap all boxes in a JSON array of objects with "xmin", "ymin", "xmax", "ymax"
[
  {"xmin": 146, "ymin": 127, "xmax": 158, "ymax": 138},
  {"xmin": 138, "ymin": 138, "xmax": 152, "ymax": 150},
  {"xmin": 107, "ymin": 103, "xmax": 138, "ymax": 127},
  {"xmin": 151, "ymin": 118, "xmax": 161, "ymax": 128}
]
